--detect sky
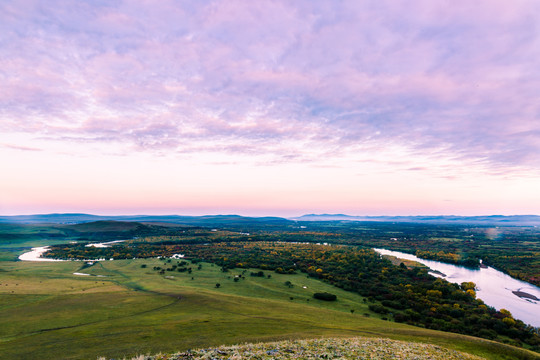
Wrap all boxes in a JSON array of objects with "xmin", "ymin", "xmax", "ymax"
[{"xmin": 1, "ymin": 0, "xmax": 540, "ymax": 217}]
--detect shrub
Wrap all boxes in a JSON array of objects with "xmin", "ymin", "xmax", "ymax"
[
  {"xmin": 394, "ymin": 313, "xmax": 408, "ymax": 322},
  {"xmin": 313, "ymin": 292, "xmax": 337, "ymax": 301},
  {"xmin": 368, "ymin": 304, "xmax": 389, "ymax": 314}
]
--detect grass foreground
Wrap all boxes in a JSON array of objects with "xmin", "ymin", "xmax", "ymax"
[{"xmin": 118, "ymin": 337, "xmax": 486, "ymax": 360}]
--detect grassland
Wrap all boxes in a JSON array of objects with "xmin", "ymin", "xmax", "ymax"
[{"xmin": 1, "ymin": 258, "xmax": 538, "ymax": 360}]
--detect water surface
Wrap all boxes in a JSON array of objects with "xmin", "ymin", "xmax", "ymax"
[{"xmin": 374, "ymin": 248, "xmax": 540, "ymax": 327}]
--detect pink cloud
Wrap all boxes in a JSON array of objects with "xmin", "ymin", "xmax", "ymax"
[
  {"xmin": 1, "ymin": 0, "xmax": 539, "ymax": 171},
  {"xmin": 2, "ymin": 144, "xmax": 41, "ymax": 151}
]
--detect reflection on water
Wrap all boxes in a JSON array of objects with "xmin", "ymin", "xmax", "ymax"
[{"xmin": 374, "ymin": 248, "xmax": 540, "ymax": 328}]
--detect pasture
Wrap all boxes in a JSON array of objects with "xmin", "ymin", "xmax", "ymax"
[{"xmin": 0, "ymin": 258, "xmax": 537, "ymax": 360}]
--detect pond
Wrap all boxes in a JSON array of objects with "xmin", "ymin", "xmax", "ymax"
[{"xmin": 374, "ymin": 248, "xmax": 540, "ymax": 327}]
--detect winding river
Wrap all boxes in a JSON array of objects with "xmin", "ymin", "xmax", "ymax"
[
  {"xmin": 374, "ymin": 248, "xmax": 540, "ymax": 328},
  {"xmin": 18, "ymin": 240, "xmax": 126, "ymax": 262},
  {"xmin": 18, "ymin": 246, "xmax": 63, "ymax": 261}
]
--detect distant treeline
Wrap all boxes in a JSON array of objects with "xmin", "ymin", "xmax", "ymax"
[{"xmin": 6, "ymin": 219, "xmax": 539, "ymax": 286}]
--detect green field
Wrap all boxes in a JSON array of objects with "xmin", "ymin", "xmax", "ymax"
[{"xmin": 1, "ymin": 257, "xmax": 538, "ymax": 360}]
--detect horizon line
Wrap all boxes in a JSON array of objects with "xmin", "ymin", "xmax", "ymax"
[{"xmin": 1, "ymin": 212, "xmax": 539, "ymax": 218}]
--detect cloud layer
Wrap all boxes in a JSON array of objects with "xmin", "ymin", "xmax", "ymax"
[{"xmin": 2, "ymin": 1, "xmax": 540, "ymax": 215}]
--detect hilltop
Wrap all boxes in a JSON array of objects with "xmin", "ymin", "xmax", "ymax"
[{"xmin": 121, "ymin": 337, "xmax": 486, "ymax": 360}]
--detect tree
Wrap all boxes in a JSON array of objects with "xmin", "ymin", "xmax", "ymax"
[
  {"xmin": 461, "ymin": 282, "xmax": 476, "ymax": 291},
  {"xmin": 215, "ymin": 283, "xmax": 221, "ymax": 288},
  {"xmin": 426, "ymin": 289, "xmax": 442, "ymax": 298},
  {"xmin": 502, "ymin": 317, "xmax": 516, "ymax": 327}
]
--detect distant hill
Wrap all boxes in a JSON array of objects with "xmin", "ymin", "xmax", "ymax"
[
  {"xmin": 0, "ymin": 213, "xmax": 105, "ymax": 224},
  {"xmin": 293, "ymin": 214, "xmax": 360, "ymax": 221},
  {"xmin": 291, "ymin": 214, "xmax": 540, "ymax": 226},
  {"xmin": 0, "ymin": 213, "xmax": 292, "ymax": 226},
  {"xmin": 2, "ymin": 213, "xmax": 540, "ymax": 226},
  {"xmin": 63, "ymin": 220, "xmax": 148, "ymax": 233}
]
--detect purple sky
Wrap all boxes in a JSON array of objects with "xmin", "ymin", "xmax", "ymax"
[{"xmin": 1, "ymin": 0, "xmax": 540, "ymax": 216}]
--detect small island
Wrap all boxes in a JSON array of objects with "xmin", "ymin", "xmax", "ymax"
[
  {"xmin": 429, "ymin": 269, "xmax": 447, "ymax": 277},
  {"xmin": 512, "ymin": 290, "xmax": 539, "ymax": 301}
]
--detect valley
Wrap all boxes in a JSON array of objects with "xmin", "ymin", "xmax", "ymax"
[{"xmin": 1, "ymin": 215, "xmax": 539, "ymax": 359}]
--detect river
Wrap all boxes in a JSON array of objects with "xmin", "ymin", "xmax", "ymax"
[
  {"xmin": 374, "ymin": 248, "xmax": 540, "ymax": 328},
  {"xmin": 18, "ymin": 240, "xmax": 126, "ymax": 262},
  {"xmin": 18, "ymin": 246, "xmax": 64, "ymax": 261}
]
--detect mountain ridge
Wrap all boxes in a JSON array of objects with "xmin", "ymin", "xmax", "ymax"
[
  {"xmin": 1, "ymin": 213, "xmax": 540, "ymax": 226},
  {"xmin": 291, "ymin": 213, "xmax": 540, "ymax": 225},
  {"xmin": 0, "ymin": 213, "xmax": 290, "ymax": 225}
]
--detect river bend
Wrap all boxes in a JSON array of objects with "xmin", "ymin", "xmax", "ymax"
[{"xmin": 374, "ymin": 248, "xmax": 540, "ymax": 328}]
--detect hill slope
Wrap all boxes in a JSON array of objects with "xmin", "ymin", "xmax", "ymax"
[{"xmin": 1, "ymin": 258, "xmax": 538, "ymax": 360}]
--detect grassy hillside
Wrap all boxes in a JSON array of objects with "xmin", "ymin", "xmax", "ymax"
[{"xmin": 0, "ymin": 258, "xmax": 537, "ymax": 360}]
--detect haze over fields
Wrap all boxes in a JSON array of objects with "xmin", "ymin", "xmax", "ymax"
[{"xmin": 1, "ymin": 1, "xmax": 540, "ymax": 216}]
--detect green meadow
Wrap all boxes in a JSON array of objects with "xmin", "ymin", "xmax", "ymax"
[{"xmin": 1, "ymin": 257, "xmax": 538, "ymax": 360}]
